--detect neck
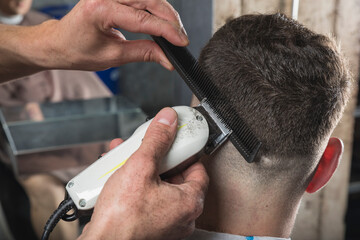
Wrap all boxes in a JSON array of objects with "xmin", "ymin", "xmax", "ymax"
[{"xmin": 196, "ymin": 157, "xmax": 302, "ymax": 238}]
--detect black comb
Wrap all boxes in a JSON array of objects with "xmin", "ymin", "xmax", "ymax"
[{"xmin": 152, "ymin": 36, "xmax": 261, "ymax": 163}]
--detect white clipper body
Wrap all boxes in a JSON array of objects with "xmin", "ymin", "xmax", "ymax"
[{"xmin": 66, "ymin": 106, "xmax": 209, "ymax": 210}]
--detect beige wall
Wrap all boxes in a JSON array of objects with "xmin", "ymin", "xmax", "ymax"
[{"xmin": 213, "ymin": 0, "xmax": 360, "ymax": 239}]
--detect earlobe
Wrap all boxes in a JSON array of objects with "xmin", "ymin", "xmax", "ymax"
[{"xmin": 306, "ymin": 137, "xmax": 343, "ymax": 193}]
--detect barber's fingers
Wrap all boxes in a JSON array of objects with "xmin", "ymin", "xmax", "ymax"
[
  {"xmin": 182, "ymin": 161, "xmax": 209, "ymax": 196},
  {"xmin": 182, "ymin": 161, "xmax": 209, "ymax": 186},
  {"xmin": 129, "ymin": 107, "xmax": 178, "ymax": 178},
  {"xmin": 166, "ymin": 173, "xmax": 185, "ymax": 185},
  {"xmin": 98, "ymin": 138, "xmax": 124, "ymax": 159},
  {"xmin": 118, "ymin": 40, "xmax": 173, "ymax": 70},
  {"xmin": 178, "ymin": 162, "xmax": 209, "ymax": 218},
  {"xmin": 107, "ymin": 4, "xmax": 188, "ymax": 46},
  {"xmin": 109, "ymin": 138, "xmax": 124, "ymax": 150},
  {"xmin": 163, "ymin": 162, "xmax": 208, "ymax": 228},
  {"xmin": 119, "ymin": 0, "xmax": 183, "ymax": 28},
  {"xmin": 166, "ymin": 155, "xmax": 198, "ymax": 184}
]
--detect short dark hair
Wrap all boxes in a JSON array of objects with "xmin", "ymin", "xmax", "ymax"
[{"xmin": 199, "ymin": 14, "xmax": 351, "ymax": 166}]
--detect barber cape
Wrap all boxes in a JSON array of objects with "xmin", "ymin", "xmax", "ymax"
[{"xmin": 184, "ymin": 229, "xmax": 290, "ymax": 240}]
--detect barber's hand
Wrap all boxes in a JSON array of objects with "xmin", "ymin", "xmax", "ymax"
[
  {"xmin": 78, "ymin": 108, "xmax": 209, "ymax": 240},
  {"xmin": 41, "ymin": 0, "xmax": 187, "ymax": 71}
]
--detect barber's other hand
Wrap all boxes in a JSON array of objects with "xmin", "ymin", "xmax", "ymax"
[
  {"xmin": 40, "ymin": 0, "xmax": 188, "ymax": 71},
  {"xmin": 78, "ymin": 108, "xmax": 209, "ymax": 240}
]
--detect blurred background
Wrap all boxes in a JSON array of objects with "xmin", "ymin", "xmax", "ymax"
[{"xmin": 0, "ymin": 0, "xmax": 359, "ymax": 240}]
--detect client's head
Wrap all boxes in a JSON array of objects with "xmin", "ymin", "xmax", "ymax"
[{"xmin": 199, "ymin": 13, "xmax": 351, "ymax": 197}]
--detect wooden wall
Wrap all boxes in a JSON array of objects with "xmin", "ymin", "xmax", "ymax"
[{"xmin": 213, "ymin": 0, "xmax": 360, "ymax": 239}]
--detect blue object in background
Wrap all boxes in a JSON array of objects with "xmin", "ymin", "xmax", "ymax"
[
  {"xmin": 95, "ymin": 68, "xmax": 120, "ymax": 95},
  {"xmin": 36, "ymin": 3, "xmax": 120, "ymax": 94},
  {"xmin": 38, "ymin": 4, "xmax": 73, "ymax": 19}
]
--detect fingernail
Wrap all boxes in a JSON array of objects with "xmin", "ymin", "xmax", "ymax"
[
  {"xmin": 160, "ymin": 60, "xmax": 174, "ymax": 71},
  {"xmin": 180, "ymin": 28, "xmax": 189, "ymax": 45},
  {"xmin": 181, "ymin": 26, "xmax": 188, "ymax": 37},
  {"xmin": 157, "ymin": 108, "xmax": 177, "ymax": 126}
]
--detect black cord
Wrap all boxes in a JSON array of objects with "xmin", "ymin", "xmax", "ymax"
[{"xmin": 41, "ymin": 198, "xmax": 76, "ymax": 240}]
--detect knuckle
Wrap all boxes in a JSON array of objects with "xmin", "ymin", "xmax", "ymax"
[
  {"xmin": 136, "ymin": 9, "xmax": 152, "ymax": 26},
  {"xmin": 190, "ymin": 181, "xmax": 203, "ymax": 196},
  {"xmin": 183, "ymin": 186, "xmax": 205, "ymax": 218},
  {"xmin": 190, "ymin": 196, "xmax": 204, "ymax": 218},
  {"xmin": 142, "ymin": 47, "xmax": 155, "ymax": 62},
  {"xmin": 194, "ymin": 197, "xmax": 204, "ymax": 217},
  {"xmin": 83, "ymin": 0, "xmax": 102, "ymax": 15}
]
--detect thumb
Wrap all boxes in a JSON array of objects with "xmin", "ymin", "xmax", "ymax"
[{"xmin": 129, "ymin": 107, "xmax": 178, "ymax": 178}]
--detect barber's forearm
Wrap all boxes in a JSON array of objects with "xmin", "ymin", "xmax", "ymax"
[
  {"xmin": 0, "ymin": 21, "xmax": 60, "ymax": 82},
  {"xmin": 0, "ymin": 0, "xmax": 188, "ymax": 84}
]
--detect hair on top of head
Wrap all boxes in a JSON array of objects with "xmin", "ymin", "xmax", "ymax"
[{"xmin": 199, "ymin": 13, "xmax": 351, "ymax": 164}]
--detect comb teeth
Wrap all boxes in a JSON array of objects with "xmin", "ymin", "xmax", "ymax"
[{"xmin": 152, "ymin": 36, "xmax": 261, "ymax": 162}]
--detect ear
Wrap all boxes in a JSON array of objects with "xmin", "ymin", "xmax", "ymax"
[{"xmin": 306, "ymin": 137, "xmax": 343, "ymax": 193}]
